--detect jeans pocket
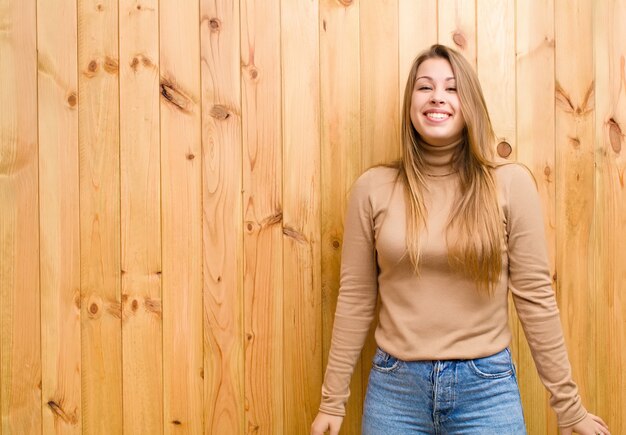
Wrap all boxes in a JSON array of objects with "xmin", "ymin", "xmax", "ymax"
[
  {"xmin": 468, "ymin": 347, "xmax": 514, "ymax": 379},
  {"xmin": 371, "ymin": 347, "xmax": 403, "ymax": 373}
]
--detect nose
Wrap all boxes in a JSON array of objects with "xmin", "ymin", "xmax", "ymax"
[
  {"xmin": 430, "ymin": 93, "xmax": 445, "ymax": 104},
  {"xmin": 431, "ymin": 88, "xmax": 446, "ymax": 104}
]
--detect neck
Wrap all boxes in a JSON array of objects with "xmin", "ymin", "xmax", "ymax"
[{"xmin": 418, "ymin": 137, "xmax": 464, "ymax": 176}]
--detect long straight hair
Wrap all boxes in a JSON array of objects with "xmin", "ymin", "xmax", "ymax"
[{"xmin": 399, "ymin": 44, "xmax": 504, "ymax": 293}]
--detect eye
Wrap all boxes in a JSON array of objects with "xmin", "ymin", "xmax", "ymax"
[
  {"xmin": 447, "ymin": 87, "xmax": 457, "ymax": 92},
  {"xmin": 417, "ymin": 85, "xmax": 432, "ymax": 91}
]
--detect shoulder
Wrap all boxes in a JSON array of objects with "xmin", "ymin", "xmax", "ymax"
[
  {"xmin": 492, "ymin": 161, "xmax": 538, "ymax": 192},
  {"xmin": 352, "ymin": 165, "xmax": 401, "ymax": 194}
]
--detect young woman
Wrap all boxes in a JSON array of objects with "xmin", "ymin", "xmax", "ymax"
[{"xmin": 310, "ymin": 45, "xmax": 610, "ymax": 435}]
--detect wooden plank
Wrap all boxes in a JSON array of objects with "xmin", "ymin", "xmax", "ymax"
[
  {"xmin": 77, "ymin": 0, "xmax": 122, "ymax": 433},
  {"xmin": 594, "ymin": 1, "xmax": 626, "ymax": 433},
  {"xmin": 515, "ymin": 0, "xmax": 556, "ymax": 432},
  {"xmin": 319, "ymin": 1, "xmax": 363, "ymax": 433},
  {"xmin": 0, "ymin": 0, "xmax": 41, "ymax": 433},
  {"xmin": 360, "ymin": 0, "xmax": 400, "ymax": 167},
  {"xmin": 554, "ymin": 0, "xmax": 596, "ymax": 420},
  {"xmin": 477, "ymin": 0, "xmax": 516, "ymax": 159},
  {"xmin": 240, "ymin": 0, "xmax": 284, "ymax": 433},
  {"xmin": 399, "ymin": 0, "xmax": 437, "ymax": 114},
  {"xmin": 200, "ymin": 0, "xmax": 244, "ymax": 433},
  {"xmin": 37, "ymin": 0, "xmax": 81, "ymax": 432},
  {"xmin": 438, "ymin": 0, "xmax": 477, "ymax": 67},
  {"xmin": 119, "ymin": 0, "xmax": 163, "ymax": 433},
  {"xmin": 160, "ymin": 0, "xmax": 204, "ymax": 432},
  {"xmin": 281, "ymin": 0, "xmax": 321, "ymax": 433}
]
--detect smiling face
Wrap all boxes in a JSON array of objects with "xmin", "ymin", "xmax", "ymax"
[{"xmin": 409, "ymin": 57, "xmax": 466, "ymax": 147}]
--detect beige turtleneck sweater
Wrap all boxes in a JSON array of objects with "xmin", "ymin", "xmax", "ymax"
[{"xmin": 319, "ymin": 140, "xmax": 587, "ymax": 428}]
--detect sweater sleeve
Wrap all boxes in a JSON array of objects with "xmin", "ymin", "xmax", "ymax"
[
  {"xmin": 318, "ymin": 171, "xmax": 380, "ymax": 416},
  {"xmin": 505, "ymin": 164, "xmax": 588, "ymax": 428}
]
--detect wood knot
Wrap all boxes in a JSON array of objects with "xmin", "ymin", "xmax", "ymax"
[
  {"xmin": 160, "ymin": 80, "xmax": 193, "ymax": 113},
  {"xmin": 452, "ymin": 31, "xmax": 466, "ymax": 49},
  {"xmin": 186, "ymin": 153, "xmax": 195, "ymax": 160},
  {"xmin": 171, "ymin": 420, "xmax": 182, "ymax": 425},
  {"xmin": 67, "ymin": 93, "xmax": 77, "ymax": 107},
  {"xmin": 103, "ymin": 56, "xmax": 119, "ymax": 74},
  {"xmin": 88, "ymin": 60, "xmax": 98, "ymax": 73},
  {"xmin": 96, "ymin": 3, "xmax": 103, "ymax": 11},
  {"xmin": 331, "ymin": 239, "xmax": 340, "ymax": 249},
  {"xmin": 246, "ymin": 333, "xmax": 253, "ymax": 341},
  {"xmin": 136, "ymin": 4, "xmax": 141, "ymax": 10},
  {"xmin": 217, "ymin": 276, "xmax": 222, "ymax": 282},
  {"xmin": 246, "ymin": 222, "xmax": 254, "ymax": 232},
  {"xmin": 568, "ymin": 136, "xmax": 581, "ymax": 149},
  {"xmin": 130, "ymin": 57, "xmax": 139, "ymax": 71},
  {"xmin": 131, "ymin": 299, "xmax": 139, "ymax": 311},
  {"xmin": 209, "ymin": 18, "xmax": 221, "ymax": 31},
  {"xmin": 247, "ymin": 66, "xmax": 259, "ymax": 81},
  {"xmin": 608, "ymin": 118, "xmax": 623, "ymax": 153},
  {"xmin": 209, "ymin": 105, "xmax": 230, "ymax": 120},
  {"xmin": 497, "ymin": 141, "xmax": 512, "ymax": 158},
  {"xmin": 89, "ymin": 303, "xmax": 98, "ymax": 315}
]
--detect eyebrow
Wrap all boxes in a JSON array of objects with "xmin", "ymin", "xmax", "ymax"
[{"xmin": 416, "ymin": 76, "xmax": 456, "ymax": 81}]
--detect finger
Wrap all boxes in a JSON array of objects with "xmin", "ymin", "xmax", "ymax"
[{"xmin": 591, "ymin": 414, "xmax": 609, "ymax": 430}]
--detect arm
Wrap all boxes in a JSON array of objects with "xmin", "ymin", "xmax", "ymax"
[
  {"xmin": 505, "ymin": 164, "xmax": 590, "ymax": 428},
  {"xmin": 317, "ymin": 171, "xmax": 380, "ymax": 417}
]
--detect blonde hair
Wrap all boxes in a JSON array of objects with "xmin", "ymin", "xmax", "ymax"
[{"xmin": 399, "ymin": 44, "xmax": 504, "ymax": 293}]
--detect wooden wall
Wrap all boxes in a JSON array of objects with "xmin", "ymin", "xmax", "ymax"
[{"xmin": 0, "ymin": 0, "xmax": 624, "ymax": 434}]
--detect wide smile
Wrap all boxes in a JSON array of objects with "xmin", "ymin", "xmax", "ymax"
[{"xmin": 424, "ymin": 111, "xmax": 451, "ymax": 122}]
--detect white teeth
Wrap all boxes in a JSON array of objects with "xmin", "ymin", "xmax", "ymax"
[{"xmin": 426, "ymin": 112, "xmax": 450, "ymax": 120}]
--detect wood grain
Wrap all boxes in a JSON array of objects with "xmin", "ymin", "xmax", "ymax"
[
  {"xmin": 555, "ymin": 0, "xmax": 597, "ymax": 420},
  {"xmin": 241, "ymin": 1, "xmax": 284, "ymax": 433},
  {"xmin": 594, "ymin": 1, "xmax": 625, "ymax": 433},
  {"xmin": 201, "ymin": 0, "xmax": 244, "ymax": 433},
  {"xmin": 319, "ymin": 1, "xmax": 363, "ymax": 433},
  {"xmin": 160, "ymin": 0, "xmax": 204, "ymax": 432},
  {"xmin": 282, "ymin": 0, "xmax": 322, "ymax": 433},
  {"xmin": 515, "ymin": 0, "xmax": 557, "ymax": 432},
  {"xmin": 0, "ymin": 0, "xmax": 41, "ymax": 433},
  {"xmin": 438, "ymin": 0, "xmax": 477, "ymax": 67},
  {"xmin": 77, "ymin": 0, "xmax": 122, "ymax": 432},
  {"xmin": 119, "ymin": 0, "xmax": 163, "ymax": 433},
  {"xmin": 37, "ymin": 0, "xmax": 81, "ymax": 432}
]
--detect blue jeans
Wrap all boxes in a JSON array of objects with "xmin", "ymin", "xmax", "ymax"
[{"xmin": 362, "ymin": 347, "xmax": 527, "ymax": 434}]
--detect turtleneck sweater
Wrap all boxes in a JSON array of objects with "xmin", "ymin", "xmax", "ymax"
[{"xmin": 319, "ymin": 140, "xmax": 588, "ymax": 428}]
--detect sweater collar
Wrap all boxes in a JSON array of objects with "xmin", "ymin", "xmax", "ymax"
[{"xmin": 418, "ymin": 137, "xmax": 464, "ymax": 176}]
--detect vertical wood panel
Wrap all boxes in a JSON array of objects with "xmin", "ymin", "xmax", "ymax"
[
  {"xmin": 516, "ymin": 0, "xmax": 557, "ymax": 432},
  {"xmin": 282, "ymin": 0, "xmax": 322, "ymax": 433},
  {"xmin": 360, "ymin": 0, "xmax": 400, "ymax": 168},
  {"xmin": 200, "ymin": 0, "xmax": 244, "ymax": 433},
  {"xmin": 319, "ymin": 1, "xmax": 362, "ymax": 433},
  {"xmin": 38, "ymin": 0, "xmax": 81, "ymax": 432},
  {"xmin": 0, "ymin": 0, "xmax": 41, "ymax": 433},
  {"xmin": 77, "ymin": 0, "xmax": 122, "ymax": 432},
  {"xmin": 438, "ymin": 0, "xmax": 477, "ymax": 67},
  {"xmin": 241, "ymin": 0, "xmax": 284, "ymax": 433},
  {"xmin": 119, "ymin": 0, "xmax": 163, "ymax": 433},
  {"xmin": 594, "ymin": 1, "xmax": 626, "ymax": 433},
  {"xmin": 555, "ymin": 0, "xmax": 596, "ymax": 418},
  {"xmin": 477, "ymin": 0, "xmax": 516, "ymax": 157},
  {"xmin": 160, "ymin": 0, "xmax": 203, "ymax": 432}
]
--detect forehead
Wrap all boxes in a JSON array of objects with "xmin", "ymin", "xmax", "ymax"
[{"xmin": 416, "ymin": 57, "xmax": 455, "ymax": 80}]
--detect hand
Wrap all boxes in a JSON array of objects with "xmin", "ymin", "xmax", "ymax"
[
  {"xmin": 560, "ymin": 413, "xmax": 610, "ymax": 435},
  {"xmin": 310, "ymin": 412, "xmax": 344, "ymax": 435}
]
